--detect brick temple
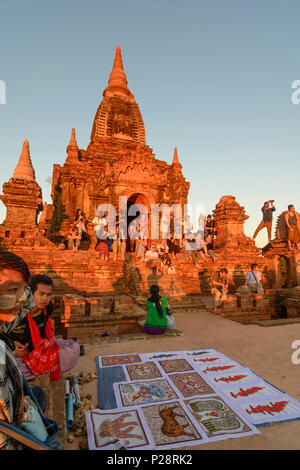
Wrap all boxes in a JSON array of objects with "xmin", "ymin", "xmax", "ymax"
[{"xmin": 0, "ymin": 46, "xmax": 299, "ymax": 337}]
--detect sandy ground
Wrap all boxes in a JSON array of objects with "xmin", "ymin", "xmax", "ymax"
[{"xmin": 66, "ymin": 309, "xmax": 300, "ymax": 450}]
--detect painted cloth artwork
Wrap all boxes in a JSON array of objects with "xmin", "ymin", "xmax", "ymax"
[
  {"xmin": 85, "ymin": 409, "xmax": 149, "ymax": 450},
  {"xmin": 221, "ymin": 382, "xmax": 279, "ymax": 402},
  {"xmin": 206, "ymin": 371, "xmax": 260, "ymax": 387},
  {"xmin": 236, "ymin": 395, "xmax": 300, "ymax": 426},
  {"xmin": 197, "ymin": 363, "xmax": 242, "ymax": 376},
  {"xmin": 184, "ymin": 396, "xmax": 258, "ymax": 439},
  {"xmin": 141, "ymin": 401, "xmax": 202, "ymax": 449},
  {"xmin": 169, "ymin": 372, "xmax": 214, "ymax": 397},
  {"xmin": 140, "ymin": 351, "xmax": 184, "ymax": 361},
  {"xmin": 158, "ymin": 359, "xmax": 194, "ymax": 374},
  {"xmin": 126, "ymin": 362, "xmax": 162, "ymax": 381},
  {"xmin": 115, "ymin": 379, "xmax": 178, "ymax": 407},
  {"xmin": 100, "ymin": 354, "xmax": 142, "ymax": 367},
  {"xmin": 190, "ymin": 354, "xmax": 236, "ymax": 366}
]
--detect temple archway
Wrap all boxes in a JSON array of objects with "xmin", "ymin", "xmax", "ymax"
[{"xmin": 126, "ymin": 193, "xmax": 150, "ymax": 251}]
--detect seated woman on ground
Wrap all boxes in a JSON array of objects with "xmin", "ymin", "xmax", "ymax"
[
  {"xmin": 9, "ymin": 274, "xmax": 80, "ymax": 381},
  {"xmin": 142, "ymin": 285, "xmax": 169, "ymax": 335}
]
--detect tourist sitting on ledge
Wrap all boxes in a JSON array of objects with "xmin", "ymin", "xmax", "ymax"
[
  {"xmin": 57, "ymin": 237, "xmax": 66, "ymax": 250},
  {"xmin": 192, "ymin": 231, "xmax": 209, "ymax": 268},
  {"xmin": 245, "ymin": 264, "xmax": 264, "ymax": 294},
  {"xmin": 157, "ymin": 239, "xmax": 172, "ymax": 273},
  {"xmin": 68, "ymin": 224, "xmax": 81, "ymax": 251},
  {"xmin": 211, "ymin": 268, "xmax": 229, "ymax": 312},
  {"xmin": 142, "ymin": 285, "xmax": 169, "ymax": 335},
  {"xmin": 145, "ymin": 245, "xmax": 162, "ymax": 275},
  {"xmin": 95, "ymin": 225, "xmax": 109, "ymax": 261},
  {"xmin": 8, "ymin": 274, "xmax": 80, "ymax": 382},
  {"xmin": 135, "ymin": 234, "xmax": 147, "ymax": 260}
]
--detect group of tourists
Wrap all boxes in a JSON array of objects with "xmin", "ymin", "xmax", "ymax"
[
  {"xmin": 210, "ymin": 263, "xmax": 264, "ymax": 312},
  {"xmin": 0, "ymin": 251, "xmax": 80, "ymax": 449},
  {"xmin": 252, "ymin": 201, "xmax": 300, "ymax": 250}
]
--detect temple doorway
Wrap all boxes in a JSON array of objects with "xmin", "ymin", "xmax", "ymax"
[
  {"xmin": 279, "ymin": 256, "xmax": 292, "ymax": 288},
  {"xmin": 126, "ymin": 193, "xmax": 150, "ymax": 252}
]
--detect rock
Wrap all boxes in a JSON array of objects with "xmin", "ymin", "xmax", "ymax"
[
  {"xmin": 75, "ymin": 428, "xmax": 83, "ymax": 437},
  {"xmin": 67, "ymin": 434, "xmax": 75, "ymax": 443},
  {"xmin": 79, "ymin": 438, "xmax": 89, "ymax": 450}
]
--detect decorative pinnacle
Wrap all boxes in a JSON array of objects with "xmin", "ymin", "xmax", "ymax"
[
  {"xmin": 13, "ymin": 139, "xmax": 36, "ymax": 182},
  {"xmin": 172, "ymin": 147, "xmax": 180, "ymax": 165},
  {"xmin": 103, "ymin": 46, "xmax": 133, "ymax": 98}
]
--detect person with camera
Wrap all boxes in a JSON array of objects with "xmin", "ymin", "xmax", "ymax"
[{"xmin": 252, "ymin": 200, "xmax": 276, "ymax": 243}]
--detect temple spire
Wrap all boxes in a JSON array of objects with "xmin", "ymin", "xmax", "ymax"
[
  {"xmin": 103, "ymin": 46, "xmax": 134, "ymax": 99},
  {"xmin": 13, "ymin": 139, "xmax": 36, "ymax": 182},
  {"xmin": 68, "ymin": 128, "xmax": 78, "ymax": 150},
  {"xmin": 172, "ymin": 147, "xmax": 180, "ymax": 165},
  {"xmin": 66, "ymin": 128, "xmax": 79, "ymax": 164}
]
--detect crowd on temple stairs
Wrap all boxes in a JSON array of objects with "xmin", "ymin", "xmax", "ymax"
[{"xmin": 57, "ymin": 201, "xmax": 300, "ymax": 264}]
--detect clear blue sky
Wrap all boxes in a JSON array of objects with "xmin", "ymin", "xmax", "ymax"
[{"xmin": 1, "ymin": 0, "xmax": 300, "ymax": 247}]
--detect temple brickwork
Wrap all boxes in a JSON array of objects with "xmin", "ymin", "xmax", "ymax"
[{"xmin": 44, "ymin": 46, "xmax": 189, "ymax": 240}]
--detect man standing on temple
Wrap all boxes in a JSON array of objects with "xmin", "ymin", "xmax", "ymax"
[
  {"xmin": 284, "ymin": 205, "xmax": 300, "ymax": 251},
  {"xmin": 252, "ymin": 200, "xmax": 276, "ymax": 243}
]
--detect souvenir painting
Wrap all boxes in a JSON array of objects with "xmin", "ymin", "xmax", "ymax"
[
  {"xmin": 141, "ymin": 401, "xmax": 203, "ymax": 448},
  {"xmin": 101, "ymin": 354, "xmax": 142, "ymax": 367},
  {"xmin": 126, "ymin": 362, "xmax": 162, "ymax": 381},
  {"xmin": 115, "ymin": 379, "xmax": 178, "ymax": 407},
  {"xmin": 141, "ymin": 351, "xmax": 184, "ymax": 361},
  {"xmin": 158, "ymin": 358, "xmax": 194, "ymax": 374},
  {"xmin": 198, "ymin": 363, "xmax": 242, "ymax": 376},
  {"xmin": 169, "ymin": 372, "xmax": 214, "ymax": 397},
  {"xmin": 191, "ymin": 354, "xmax": 237, "ymax": 366},
  {"xmin": 221, "ymin": 382, "xmax": 279, "ymax": 402},
  {"xmin": 86, "ymin": 409, "xmax": 149, "ymax": 450},
  {"xmin": 237, "ymin": 395, "xmax": 300, "ymax": 425},
  {"xmin": 184, "ymin": 396, "xmax": 258, "ymax": 439},
  {"xmin": 207, "ymin": 370, "xmax": 260, "ymax": 387},
  {"xmin": 184, "ymin": 349, "xmax": 220, "ymax": 357}
]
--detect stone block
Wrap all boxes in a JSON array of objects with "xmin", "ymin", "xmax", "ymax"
[{"xmin": 221, "ymin": 295, "xmax": 237, "ymax": 312}]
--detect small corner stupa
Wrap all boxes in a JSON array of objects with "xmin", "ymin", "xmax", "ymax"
[{"xmin": 0, "ymin": 140, "xmax": 48, "ymax": 246}]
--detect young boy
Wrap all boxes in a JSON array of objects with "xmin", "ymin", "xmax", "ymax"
[{"xmin": 9, "ymin": 274, "xmax": 80, "ymax": 381}]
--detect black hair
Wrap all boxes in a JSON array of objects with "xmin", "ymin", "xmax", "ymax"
[
  {"xmin": 251, "ymin": 264, "xmax": 258, "ymax": 270},
  {"xmin": 288, "ymin": 205, "xmax": 294, "ymax": 211},
  {"xmin": 29, "ymin": 274, "xmax": 53, "ymax": 294},
  {"xmin": 0, "ymin": 250, "xmax": 30, "ymax": 283},
  {"xmin": 219, "ymin": 268, "xmax": 228, "ymax": 274},
  {"xmin": 148, "ymin": 284, "xmax": 163, "ymax": 318}
]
